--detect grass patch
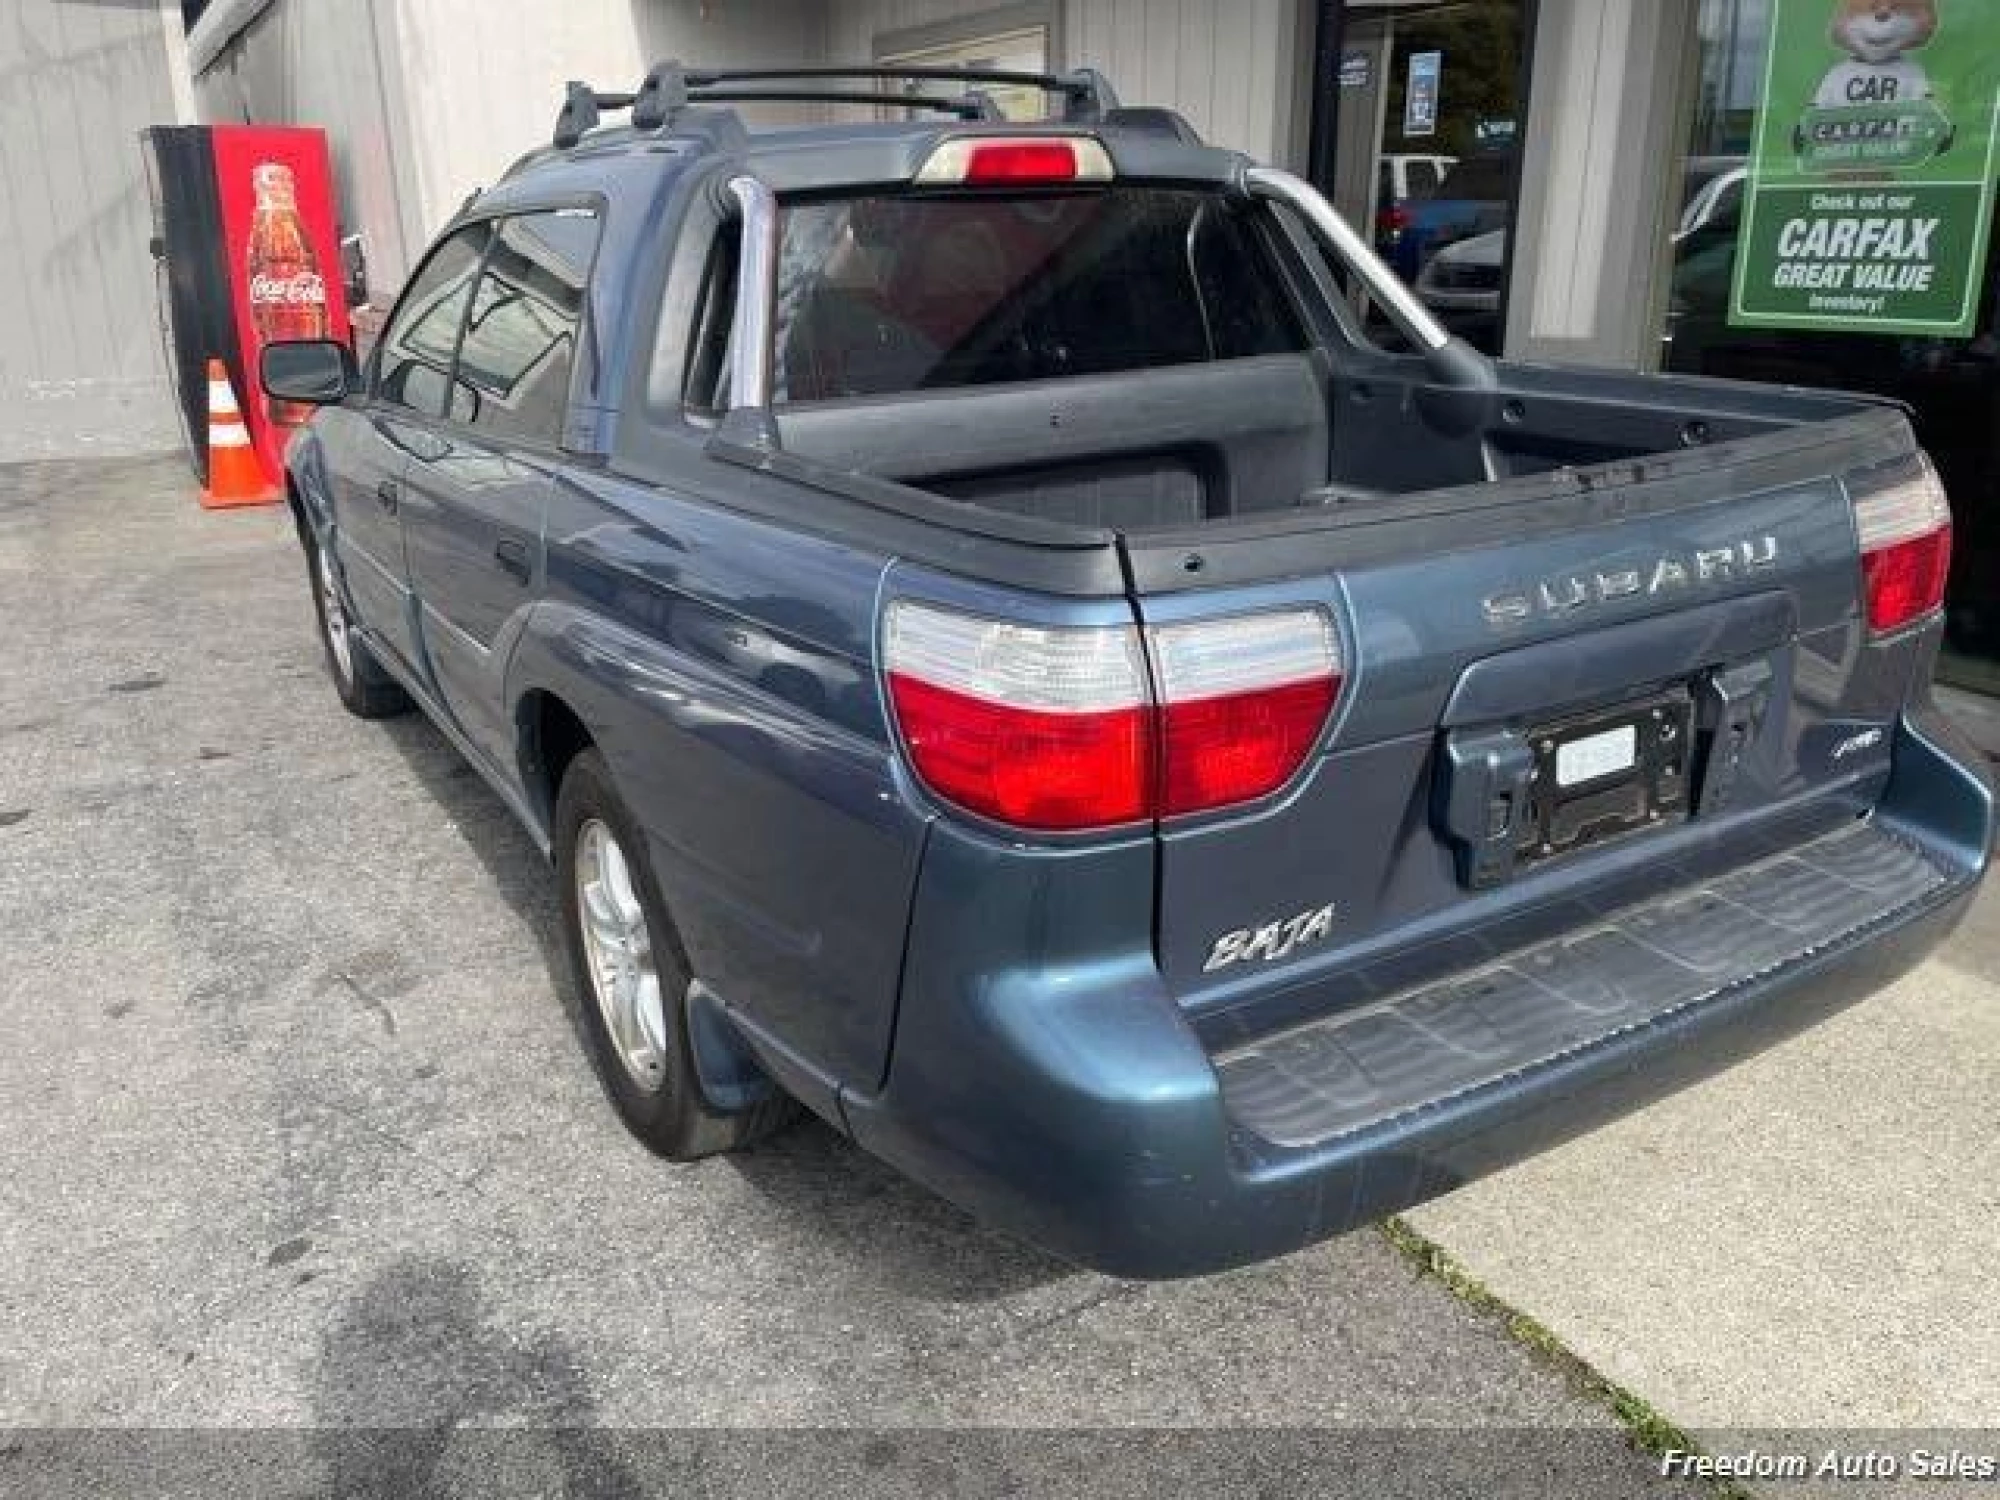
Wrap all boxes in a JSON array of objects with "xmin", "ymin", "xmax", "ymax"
[{"xmin": 1378, "ymin": 1216, "xmax": 1753, "ymax": 1500}]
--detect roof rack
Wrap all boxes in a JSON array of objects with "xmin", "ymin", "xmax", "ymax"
[{"xmin": 551, "ymin": 60, "xmax": 1121, "ymax": 148}]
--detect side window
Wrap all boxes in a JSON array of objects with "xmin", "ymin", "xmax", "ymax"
[
  {"xmin": 375, "ymin": 225, "xmax": 488, "ymax": 417},
  {"xmin": 452, "ymin": 209, "xmax": 601, "ymax": 446}
]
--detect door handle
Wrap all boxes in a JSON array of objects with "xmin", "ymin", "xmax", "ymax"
[
  {"xmin": 494, "ymin": 535, "xmax": 533, "ymax": 584},
  {"xmin": 375, "ymin": 479, "xmax": 400, "ymax": 514}
]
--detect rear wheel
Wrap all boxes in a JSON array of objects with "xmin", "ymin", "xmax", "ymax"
[
  {"xmin": 554, "ymin": 748, "xmax": 794, "ymax": 1158},
  {"xmin": 306, "ymin": 535, "xmax": 409, "ymax": 719}
]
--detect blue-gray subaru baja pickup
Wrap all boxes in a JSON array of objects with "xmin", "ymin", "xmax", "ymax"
[{"xmin": 260, "ymin": 63, "xmax": 1991, "ymax": 1277}]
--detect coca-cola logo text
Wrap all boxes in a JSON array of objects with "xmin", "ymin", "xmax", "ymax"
[{"xmin": 250, "ymin": 271, "xmax": 326, "ymax": 306}]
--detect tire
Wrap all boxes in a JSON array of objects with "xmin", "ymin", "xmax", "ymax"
[
  {"xmin": 306, "ymin": 533, "xmax": 410, "ymax": 720},
  {"xmin": 553, "ymin": 748, "xmax": 795, "ymax": 1158}
]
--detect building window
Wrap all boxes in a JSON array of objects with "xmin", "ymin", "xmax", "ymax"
[
  {"xmin": 1662, "ymin": 0, "xmax": 2000, "ymax": 681},
  {"xmin": 875, "ymin": 9, "xmax": 1052, "ymax": 123}
]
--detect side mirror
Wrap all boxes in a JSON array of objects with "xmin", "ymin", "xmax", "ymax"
[{"xmin": 260, "ymin": 339, "xmax": 357, "ymax": 406}]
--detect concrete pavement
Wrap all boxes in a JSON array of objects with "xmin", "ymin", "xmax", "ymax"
[{"xmin": 0, "ymin": 457, "xmax": 1703, "ymax": 1495}]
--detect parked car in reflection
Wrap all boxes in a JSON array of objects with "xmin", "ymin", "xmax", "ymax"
[
  {"xmin": 1661, "ymin": 164, "xmax": 1749, "ymax": 356},
  {"xmin": 1413, "ymin": 228, "xmax": 1504, "ymax": 351},
  {"xmin": 1373, "ymin": 152, "xmax": 1456, "ymax": 262},
  {"xmin": 1388, "ymin": 149, "xmax": 1512, "ymax": 280},
  {"xmin": 1412, "ymin": 157, "xmax": 1750, "ymax": 357}
]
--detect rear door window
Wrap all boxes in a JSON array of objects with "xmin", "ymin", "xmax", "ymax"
[
  {"xmin": 767, "ymin": 189, "xmax": 1307, "ymax": 402},
  {"xmin": 451, "ymin": 209, "xmax": 600, "ymax": 445},
  {"xmin": 374, "ymin": 225, "xmax": 488, "ymax": 417}
]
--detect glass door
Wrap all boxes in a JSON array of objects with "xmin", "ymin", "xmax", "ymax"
[
  {"xmin": 1312, "ymin": 1, "xmax": 1531, "ymax": 353},
  {"xmin": 1660, "ymin": 0, "xmax": 2000, "ymax": 684}
]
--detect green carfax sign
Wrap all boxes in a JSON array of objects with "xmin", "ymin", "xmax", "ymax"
[{"xmin": 1731, "ymin": 0, "xmax": 1999, "ymax": 336}]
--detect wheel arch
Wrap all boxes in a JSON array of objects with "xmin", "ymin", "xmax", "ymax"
[
  {"xmin": 516, "ymin": 686, "xmax": 598, "ymax": 844},
  {"xmin": 283, "ymin": 474, "xmax": 310, "ymax": 549},
  {"xmin": 523, "ymin": 683, "xmax": 786, "ymax": 1123},
  {"xmin": 282, "ymin": 431, "xmax": 334, "ymax": 553}
]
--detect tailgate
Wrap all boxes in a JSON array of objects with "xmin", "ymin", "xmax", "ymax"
[{"xmin": 1121, "ymin": 406, "xmax": 1951, "ymax": 1018}]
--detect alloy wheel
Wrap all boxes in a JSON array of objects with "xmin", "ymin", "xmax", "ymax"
[{"xmin": 572, "ymin": 818, "xmax": 670, "ymax": 1093}]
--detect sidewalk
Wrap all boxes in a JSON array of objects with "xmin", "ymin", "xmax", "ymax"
[{"xmin": 1406, "ymin": 690, "xmax": 2000, "ymax": 1433}]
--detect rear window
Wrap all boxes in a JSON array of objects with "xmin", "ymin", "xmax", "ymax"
[
  {"xmin": 1406, "ymin": 159, "xmax": 1445, "ymax": 196},
  {"xmin": 766, "ymin": 189, "xmax": 1307, "ymax": 403}
]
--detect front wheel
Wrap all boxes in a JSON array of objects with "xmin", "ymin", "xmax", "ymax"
[
  {"xmin": 554, "ymin": 748, "xmax": 794, "ymax": 1158},
  {"xmin": 306, "ymin": 535, "xmax": 409, "ymax": 719}
]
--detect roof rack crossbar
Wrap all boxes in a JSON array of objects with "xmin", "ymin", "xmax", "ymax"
[
  {"xmin": 682, "ymin": 64, "xmax": 1118, "ymax": 120},
  {"xmin": 682, "ymin": 64, "xmax": 1074, "ymax": 93},
  {"xmin": 690, "ymin": 87, "xmax": 997, "ymax": 121},
  {"xmin": 553, "ymin": 61, "xmax": 1120, "ymax": 148}
]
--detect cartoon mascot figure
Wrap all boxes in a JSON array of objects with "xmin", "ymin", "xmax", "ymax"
[{"xmin": 1815, "ymin": 0, "xmax": 1939, "ymax": 107}]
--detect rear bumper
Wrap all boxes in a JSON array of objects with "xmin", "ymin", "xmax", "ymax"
[{"xmin": 842, "ymin": 709, "xmax": 1992, "ymax": 1279}]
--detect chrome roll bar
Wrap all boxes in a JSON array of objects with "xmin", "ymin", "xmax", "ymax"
[{"xmin": 724, "ymin": 174, "xmax": 780, "ymax": 418}]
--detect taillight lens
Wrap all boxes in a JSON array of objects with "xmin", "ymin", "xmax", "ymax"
[
  {"xmin": 884, "ymin": 601, "xmax": 1340, "ymax": 832},
  {"xmin": 1854, "ymin": 458, "xmax": 1952, "ymax": 635},
  {"xmin": 913, "ymin": 135, "xmax": 1116, "ymax": 187},
  {"xmin": 884, "ymin": 603, "xmax": 1152, "ymax": 831},
  {"xmin": 1149, "ymin": 610, "xmax": 1341, "ymax": 816},
  {"xmin": 964, "ymin": 142, "xmax": 1083, "ymax": 183}
]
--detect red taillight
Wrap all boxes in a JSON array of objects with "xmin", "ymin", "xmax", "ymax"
[
  {"xmin": 883, "ymin": 602, "xmax": 1340, "ymax": 832},
  {"xmin": 1157, "ymin": 678, "xmax": 1341, "ymax": 816},
  {"xmin": 1862, "ymin": 530, "xmax": 1952, "ymax": 634},
  {"xmin": 1149, "ymin": 609, "xmax": 1341, "ymax": 817},
  {"xmin": 885, "ymin": 673, "xmax": 1153, "ymax": 830},
  {"xmin": 1377, "ymin": 203, "xmax": 1410, "ymax": 235},
  {"xmin": 884, "ymin": 604, "xmax": 1153, "ymax": 831},
  {"xmin": 1854, "ymin": 459, "xmax": 1952, "ymax": 635},
  {"xmin": 914, "ymin": 135, "xmax": 1116, "ymax": 187}
]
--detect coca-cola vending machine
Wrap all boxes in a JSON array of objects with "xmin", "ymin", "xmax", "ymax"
[{"xmin": 142, "ymin": 125, "xmax": 350, "ymax": 488}]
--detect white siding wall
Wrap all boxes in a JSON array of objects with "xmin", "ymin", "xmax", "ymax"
[
  {"xmin": 195, "ymin": 0, "xmax": 427, "ymax": 303},
  {"xmin": 194, "ymin": 0, "xmax": 823, "ymax": 292},
  {"xmin": 824, "ymin": 0, "xmax": 999, "ymax": 61},
  {"xmin": 1065, "ymin": 0, "xmax": 1307, "ymax": 164},
  {"xmin": 369, "ymin": 0, "xmax": 652, "ymax": 272},
  {"xmin": 1505, "ymin": 0, "xmax": 1699, "ymax": 368},
  {"xmin": 0, "ymin": 0, "xmax": 188, "ymax": 460}
]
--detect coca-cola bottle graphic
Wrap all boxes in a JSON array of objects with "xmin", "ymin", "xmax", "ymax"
[{"xmin": 246, "ymin": 162, "xmax": 329, "ymax": 427}]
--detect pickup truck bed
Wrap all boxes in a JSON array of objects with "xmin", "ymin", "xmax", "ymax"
[{"xmin": 270, "ymin": 64, "xmax": 1993, "ymax": 1277}]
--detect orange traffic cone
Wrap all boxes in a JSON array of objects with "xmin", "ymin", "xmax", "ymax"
[{"xmin": 199, "ymin": 358, "xmax": 278, "ymax": 509}]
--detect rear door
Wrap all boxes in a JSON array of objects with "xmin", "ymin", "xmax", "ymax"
[
  {"xmin": 340, "ymin": 223, "xmax": 489, "ymax": 672},
  {"xmin": 401, "ymin": 208, "xmax": 600, "ymax": 769}
]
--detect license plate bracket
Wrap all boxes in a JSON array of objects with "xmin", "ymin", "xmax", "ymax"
[{"xmin": 1520, "ymin": 691, "xmax": 1692, "ymax": 865}]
